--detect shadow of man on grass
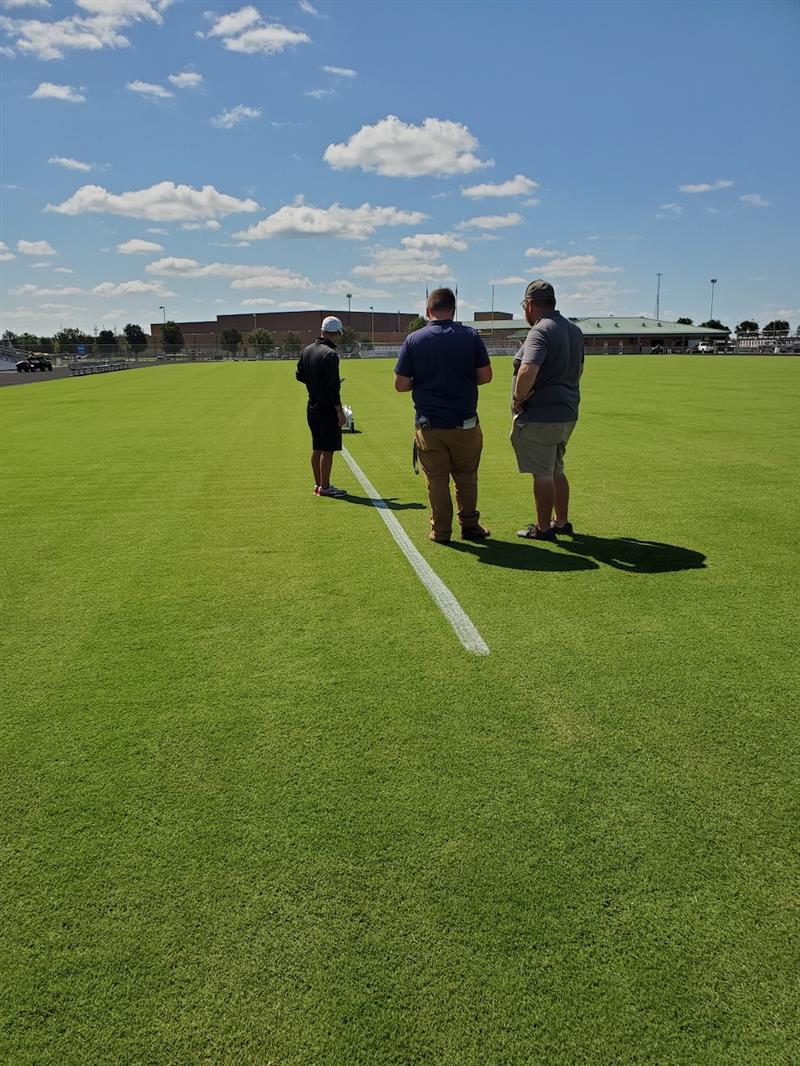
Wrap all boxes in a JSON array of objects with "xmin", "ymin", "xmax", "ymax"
[
  {"xmin": 448, "ymin": 532, "xmax": 705, "ymax": 574},
  {"xmin": 557, "ymin": 533, "xmax": 706, "ymax": 574},
  {"xmin": 341, "ymin": 495, "xmax": 426, "ymax": 512},
  {"xmin": 448, "ymin": 539, "xmax": 599, "ymax": 573}
]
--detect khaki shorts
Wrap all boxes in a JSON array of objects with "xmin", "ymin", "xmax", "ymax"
[{"xmin": 510, "ymin": 418, "xmax": 576, "ymax": 476}]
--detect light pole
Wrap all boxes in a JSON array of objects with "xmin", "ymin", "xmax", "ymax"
[
  {"xmin": 346, "ymin": 293, "xmax": 352, "ymax": 326},
  {"xmin": 369, "ymin": 305, "xmax": 374, "ymax": 347},
  {"xmin": 655, "ymin": 272, "xmax": 662, "ymax": 321},
  {"xmin": 709, "ymin": 279, "xmax": 717, "ymax": 321},
  {"xmin": 159, "ymin": 305, "xmax": 166, "ymax": 324}
]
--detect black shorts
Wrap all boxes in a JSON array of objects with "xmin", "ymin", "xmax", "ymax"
[{"xmin": 307, "ymin": 404, "xmax": 342, "ymax": 452}]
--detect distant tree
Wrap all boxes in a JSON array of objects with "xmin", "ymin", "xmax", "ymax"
[
  {"xmin": 248, "ymin": 328, "xmax": 274, "ymax": 356},
  {"xmin": 37, "ymin": 336, "xmax": 54, "ymax": 354},
  {"xmin": 283, "ymin": 331, "xmax": 302, "ymax": 355},
  {"xmin": 699, "ymin": 319, "xmax": 728, "ymax": 332},
  {"xmin": 97, "ymin": 329, "xmax": 116, "ymax": 355},
  {"xmin": 763, "ymin": 319, "xmax": 789, "ymax": 335},
  {"xmin": 406, "ymin": 316, "xmax": 426, "ymax": 334},
  {"xmin": 2, "ymin": 330, "xmax": 16, "ymax": 343},
  {"xmin": 54, "ymin": 327, "xmax": 94, "ymax": 353},
  {"xmin": 221, "ymin": 327, "xmax": 242, "ymax": 355},
  {"xmin": 15, "ymin": 332, "xmax": 40, "ymax": 352},
  {"xmin": 123, "ymin": 323, "xmax": 148, "ymax": 356},
  {"xmin": 161, "ymin": 320, "xmax": 184, "ymax": 353},
  {"xmin": 736, "ymin": 320, "xmax": 759, "ymax": 334},
  {"xmin": 340, "ymin": 325, "xmax": 361, "ymax": 353},
  {"xmin": 676, "ymin": 317, "xmax": 693, "ymax": 325}
]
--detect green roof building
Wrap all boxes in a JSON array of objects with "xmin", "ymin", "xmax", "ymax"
[{"xmin": 464, "ymin": 315, "xmax": 730, "ymax": 353}]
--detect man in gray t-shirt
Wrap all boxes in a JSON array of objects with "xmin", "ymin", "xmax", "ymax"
[{"xmin": 510, "ymin": 279, "xmax": 585, "ymax": 540}]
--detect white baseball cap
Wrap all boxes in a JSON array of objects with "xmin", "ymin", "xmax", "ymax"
[{"xmin": 321, "ymin": 315, "xmax": 343, "ymax": 334}]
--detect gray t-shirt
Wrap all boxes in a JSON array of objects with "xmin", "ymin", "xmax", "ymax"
[{"xmin": 512, "ymin": 311, "xmax": 584, "ymax": 422}]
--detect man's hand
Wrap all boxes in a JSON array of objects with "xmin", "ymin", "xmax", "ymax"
[
  {"xmin": 337, "ymin": 407, "xmax": 347, "ymax": 428},
  {"xmin": 512, "ymin": 397, "xmax": 525, "ymax": 415}
]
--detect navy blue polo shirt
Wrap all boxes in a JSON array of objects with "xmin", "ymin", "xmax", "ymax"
[{"xmin": 395, "ymin": 320, "xmax": 490, "ymax": 429}]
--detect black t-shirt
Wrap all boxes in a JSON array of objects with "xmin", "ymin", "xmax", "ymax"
[{"xmin": 296, "ymin": 338, "xmax": 341, "ymax": 408}]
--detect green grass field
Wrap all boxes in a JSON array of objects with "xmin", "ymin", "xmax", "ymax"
[{"xmin": 2, "ymin": 357, "xmax": 798, "ymax": 1064}]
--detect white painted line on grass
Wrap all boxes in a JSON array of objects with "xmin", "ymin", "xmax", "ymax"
[{"xmin": 341, "ymin": 447, "xmax": 490, "ymax": 656}]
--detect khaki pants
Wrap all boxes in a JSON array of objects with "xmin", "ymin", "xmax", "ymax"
[{"xmin": 415, "ymin": 425, "xmax": 483, "ymax": 536}]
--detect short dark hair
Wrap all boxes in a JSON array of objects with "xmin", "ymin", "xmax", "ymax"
[{"xmin": 427, "ymin": 287, "xmax": 456, "ymax": 314}]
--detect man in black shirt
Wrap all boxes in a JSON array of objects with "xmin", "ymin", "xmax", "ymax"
[{"xmin": 296, "ymin": 316, "xmax": 348, "ymax": 497}]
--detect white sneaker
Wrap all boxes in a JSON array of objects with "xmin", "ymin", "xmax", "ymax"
[{"xmin": 317, "ymin": 484, "xmax": 347, "ymax": 497}]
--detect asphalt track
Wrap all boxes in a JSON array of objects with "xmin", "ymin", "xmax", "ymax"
[{"xmin": 0, "ymin": 368, "xmax": 73, "ymax": 388}]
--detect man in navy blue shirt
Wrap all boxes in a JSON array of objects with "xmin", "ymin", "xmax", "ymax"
[{"xmin": 394, "ymin": 288, "xmax": 493, "ymax": 543}]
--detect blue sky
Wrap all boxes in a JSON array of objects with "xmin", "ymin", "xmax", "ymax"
[{"xmin": 1, "ymin": 0, "xmax": 798, "ymax": 337}]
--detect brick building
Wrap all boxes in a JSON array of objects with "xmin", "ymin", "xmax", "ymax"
[{"xmin": 150, "ymin": 308, "xmax": 417, "ymax": 352}]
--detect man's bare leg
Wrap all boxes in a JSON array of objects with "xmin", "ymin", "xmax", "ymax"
[
  {"xmin": 554, "ymin": 473, "xmax": 570, "ymax": 526},
  {"xmin": 533, "ymin": 475, "xmax": 555, "ymax": 530},
  {"xmin": 319, "ymin": 451, "xmax": 334, "ymax": 489},
  {"xmin": 311, "ymin": 450, "xmax": 322, "ymax": 486}
]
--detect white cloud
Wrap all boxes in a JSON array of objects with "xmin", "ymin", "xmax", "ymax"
[
  {"xmin": 298, "ymin": 0, "xmax": 320, "ymax": 14},
  {"xmin": 17, "ymin": 239, "xmax": 56, "ymax": 256},
  {"xmin": 116, "ymin": 238, "xmax": 163, "ymax": 254},
  {"xmin": 2, "ymin": 1, "xmax": 52, "ymax": 8},
  {"xmin": 240, "ymin": 297, "xmax": 276, "ymax": 306},
  {"xmin": 233, "ymin": 196, "xmax": 427, "ymax": 241},
  {"xmin": 739, "ymin": 193, "xmax": 770, "ymax": 208},
  {"xmin": 559, "ymin": 279, "xmax": 636, "ymax": 312},
  {"xmin": 146, "ymin": 227, "xmax": 167, "ymax": 234},
  {"xmin": 305, "ymin": 88, "xmax": 334, "ymax": 99},
  {"xmin": 92, "ymin": 280, "xmax": 173, "ymax": 296},
  {"xmin": 321, "ymin": 281, "xmax": 392, "ymax": 299},
  {"xmin": 322, "ymin": 65, "xmax": 355, "ymax": 77},
  {"xmin": 54, "ymin": 266, "xmax": 73, "ymax": 273},
  {"xmin": 48, "ymin": 154, "xmax": 93, "ymax": 171},
  {"xmin": 324, "ymin": 115, "xmax": 492, "ymax": 178},
  {"xmin": 204, "ymin": 5, "xmax": 260, "ymax": 37},
  {"xmin": 168, "ymin": 70, "xmax": 202, "ymax": 89},
  {"xmin": 1, "ymin": 0, "xmax": 168, "ymax": 60},
  {"xmin": 0, "ymin": 44, "xmax": 15, "ymax": 56},
  {"xmin": 525, "ymin": 254, "xmax": 622, "ymax": 278},
  {"xmin": 13, "ymin": 283, "xmax": 83, "ymax": 295},
  {"xmin": 0, "ymin": 241, "xmax": 15, "ymax": 261},
  {"xmin": 655, "ymin": 203, "xmax": 683, "ymax": 219},
  {"xmin": 31, "ymin": 82, "xmax": 85, "ymax": 103},
  {"xmin": 40, "ymin": 303, "xmax": 82, "ymax": 312},
  {"xmin": 46, "ymin": 181, "xmax": 259, "ymax": 221},
  {"xmin": 207, "ymin": 9, "xmax": 310, "ymax": 55},
  {"xmin": 525, "ymin": 246, "xmax": 563, "ymax": 258},
  {"xmin": 706, "ymin": 207, "xmax": 719, "ymax": 215},
  {"xmin": 491, "ymin": 276, "xmax": 527, "ymax": 285},
  {"xmin": 401, "ymin": 233, "xmax": 468, "ymax": 252},
  {"xmin": 679, "ymin": 179, "xmax": 734, "ymax": 193},
  {"xmin": 462, "ymin": 174, "xmax": 538, "ymax": 199},
  {"xmin": 224, "ymin": 22, "xmax": 311, "ymax": 51},
  {"xmin": 352, "ymin": 246, "xmax": 452, "ymax": 284},
  {"xmin": 457, "ymin": 213, "xmax": 522, "ymax": 230},
  {"xmin": 211, "ymin": 104, "xmax": 261, "ymax": 129},
  {"xmin": 145, "ymin": 257, "xmax": 312, "ymax": 290},
  {"xmin": 182, "ymin": 220, "xmax": 221, "ymax": 230},
  {"xmin": 127, "ymin": 80, "xmax": 172, "ymax": 99}
]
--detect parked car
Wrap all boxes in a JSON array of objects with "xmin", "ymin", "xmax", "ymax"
[
  {"xmin": 16, "ymin": 355, "xmax": 53, "ymax": 372},
  {"xmin": 696, "ymin": 342, "xmax": 715, "ymax": 353}
]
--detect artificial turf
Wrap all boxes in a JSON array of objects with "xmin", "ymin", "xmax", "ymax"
[{"xmin": 1, "ymin": 356, "xmax": 798, "ymax": 1064}]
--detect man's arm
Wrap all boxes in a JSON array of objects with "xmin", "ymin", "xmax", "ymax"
[
  {"xmin": 512, "ymin": 362, "xmax": 539, "ymax": 413},
  {"xmin": 394, "ymin": 337, "xmax": 413, "ymax": 392},
  {"xmin": 476, "ymin": 364, "xmax": 492, "ymax": 385}
]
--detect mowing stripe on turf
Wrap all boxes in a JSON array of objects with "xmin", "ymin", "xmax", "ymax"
[{"xmin": 341, "ymin": 447, "xmax": 490, "ymax": 656}]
